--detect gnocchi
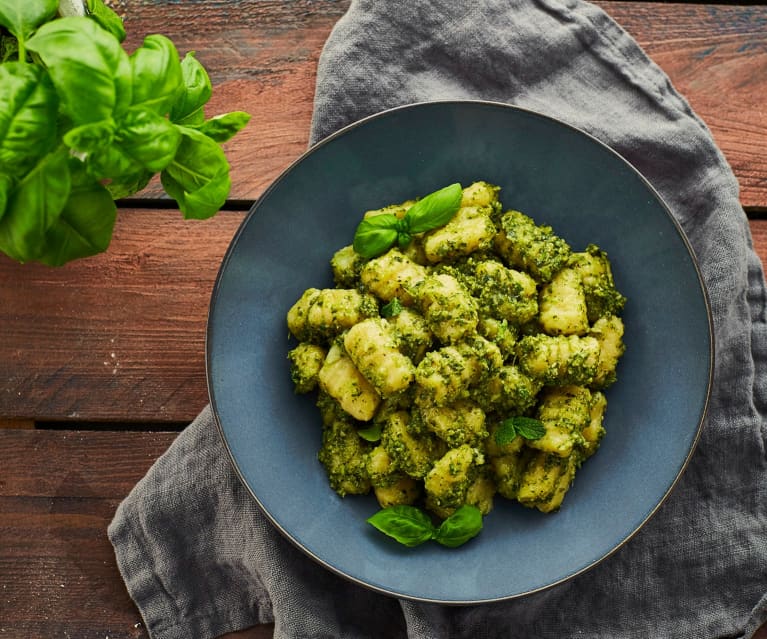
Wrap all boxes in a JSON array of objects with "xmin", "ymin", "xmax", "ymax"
[{"xmin": 286, "ymin": 181, "xmax": 626, "ymax": 520}]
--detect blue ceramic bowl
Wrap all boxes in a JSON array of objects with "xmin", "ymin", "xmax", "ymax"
[{"xmin": 207, "ymin": 101, "xmax": 713, "ymax": 603}]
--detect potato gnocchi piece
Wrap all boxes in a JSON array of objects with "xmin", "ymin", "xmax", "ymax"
[
  {"xmin": 414, "ymin": 336, "xmax": 502, "ymax": 407},
  {"xmin": 360, "ymin": 248, "xmax": 427, "ymax": 305},
  {"xmin": 475, "ymin": 364, "xmax": 542, "ymax": 414},
  {"xmin": 528, "ymin": 385, "xmax": 592, "ymax": 458},
  {"xmin": 460, "ymin": 180, "xmax": 501, "ymax": 209},
  {"xmin": 416, "ymin": 272, "xmax": 478, "ymax": 343},
  {"xmin": 580, "ymin": 391, "xmax": 607, "ymax": 459},
  {"xmin": 288, "ymin": 342, "xmax": 327, "ymax": 393},
  {"xmin": 317, "ymin": 404, "xmax": 372, "ymax": 497},
  {"xmin": 318, "ymin": 343, "xmax": 380, "ymax": 421},
  {"xmin": 569, "ymin": 244, "xmax": 626, "ymax": 322},
  {"xmin": 477, "ymin": 317, "xmax": 518, "ymax": 359},
  {"xmin": 423, "ymin": 205, "xmax": 497, "ymax": 263},
  {"xmin": 589, "ymin": 314, "xmax": 626, "ymax": 389},
  {"xmin": 494, "ymin": 209, "xmax": 571, "ymax": 283},
  {"xmin": 538, "ymin": 267, "xmax": 589, "ymax": 336},
  {"xmin": 381, "ymin": 411, "xmax": 445, "ymax": 479},
  {"xmin": 343, "ymin": 318, "xmax": 415, "ymax": 397},
  {"xmin": 287, "ymin": 288, "xmax": 378, "ymax": 343},
  {"xmin": 386, "ymin": 307, "xmax": 433, "ymax": 363},
  {"xmin": 417, "ymin": 399, "xmax": 488, "ymax": 447},
  {"xmin": 474, "ymin": 260, "xmax": 538, "ymax": 326},
  {"xmin": 517, "ymin": 451, "xmax": 578, "ymax": 513},
  {"xmin": 330, "ymin": 245, "xmax": 366, "ymax": 288},
  {"xmin": 516, "ymin": 333, "xmax": 600, "ymax": 386},
  {"xmin": 424, "ymin": 444, "xmax": 484, "ymax": 519}
]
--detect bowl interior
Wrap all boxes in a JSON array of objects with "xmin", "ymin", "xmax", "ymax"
[{"xmin": 207, "ymin": 101, "xmax": 712, "ymax": 603}]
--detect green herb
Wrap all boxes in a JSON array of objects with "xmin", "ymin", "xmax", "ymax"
[
  {"xmin": 0, "ymin": 0, "xmax": 250, "ymax": 265},
  {"xmin": 357, "ymin": 422, "xmax": 382, "ymax": 442},
  {"xmin": 381, "ymin": 297, "xmax": 404, "ymax": 318},
  {"xmin": 495, "ymin": 416, "xmax": 546, "ymax": 446},
  {"xmin": 367, "ymin": 504, "xmax": 482, "ymax": 548},
  {"xmin": 353, "ymin": 183, "xmax": 462, "ymax": 258},
  {"xmin": 432, "ymin": 503, "xmax": 484, "ymax": 548}
]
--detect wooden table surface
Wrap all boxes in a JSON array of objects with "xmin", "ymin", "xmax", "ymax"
[{"xmin": 1, "ymin": 1, "xmax": 766, "ymax": 637}]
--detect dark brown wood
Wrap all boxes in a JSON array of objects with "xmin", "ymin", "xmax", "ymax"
[
  {"xmin": 0, "ymin": 428, "xmax": 276, "ymax": 637},
  {"xmin": 0, "ymin": 209, "xmax": 243, "ymax": 424},
  {"xmin": 0, "ymin": 430, "xmax": 173, "ymax": 637},
  {"xmin": 113, "ymin": 1, "xmax": 767, "ymax": 208}
]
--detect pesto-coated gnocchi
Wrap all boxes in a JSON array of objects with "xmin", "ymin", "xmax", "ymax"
[{"xmin": 286, "ymin": 181, "xmax": 626, "ymax": 522}]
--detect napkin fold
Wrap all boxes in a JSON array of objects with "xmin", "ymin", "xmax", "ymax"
[{"xmin": 109, "ymin": 1, "xmax": 767, "ymax": 637}]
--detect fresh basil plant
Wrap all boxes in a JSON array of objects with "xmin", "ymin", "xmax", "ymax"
[{"xmin": 0, "ymin": 0, "xmax": 250, "ymax": 265}]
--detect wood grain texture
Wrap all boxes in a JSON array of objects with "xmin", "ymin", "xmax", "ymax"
[
  {"xmin": 0, "ymin": 430, "xmax": 173, "ymax": 637},
  {"xmin": 0, "ymin": 428, "xmax": 276, "ymax": 638},
  {"xmin": 114, "ymin": 1, "xmax": 767, "ymax": 207},
  {"xmin": 0, "ymin": 209, "xmax": 243, "ymax": 423}
]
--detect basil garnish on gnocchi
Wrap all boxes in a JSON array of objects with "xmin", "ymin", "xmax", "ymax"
[{"xmin": 286, "ymin": 181, "xmax": 626, "ymax": 547}]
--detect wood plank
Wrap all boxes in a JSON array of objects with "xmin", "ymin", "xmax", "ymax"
[
  {"xmin": 114, "ymin": 1, "xmax": 767, "ymax": 208},
  {"xmin": 0, "ymin": 209, "xmax": 244, "ymax": 424},
  {"xmin": 0, "ymin": 429, "xmax": 275, "ymax": 638},
  {"xmin": 0, "ymin": 430, "xmax": 171, "ymax": 637}
]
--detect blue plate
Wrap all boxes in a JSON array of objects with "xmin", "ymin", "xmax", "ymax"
[{"xmin": 207, "ymin": 101, "xmax": 713, "ymax": 603}]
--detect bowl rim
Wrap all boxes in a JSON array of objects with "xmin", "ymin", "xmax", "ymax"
[{"xmin": 206, "ymin": 98, "xmax": 715, "ymax": 604}]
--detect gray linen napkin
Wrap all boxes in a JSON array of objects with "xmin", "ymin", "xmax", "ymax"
[{"xmin": 108, "ymin": 0, "xmax": 767, "ymax": 637}]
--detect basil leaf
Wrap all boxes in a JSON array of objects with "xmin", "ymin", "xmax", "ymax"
[
  {"xmin": 196, "ymin": 111, "xmax": 251, "ymax": 143},
  {"xmin": 63, "ymin": 118, "xmax": 116, "ymax": 154},
  {"xmin": 38, "ymin": 158, "xmax": 116, "ymax": 266},
  {"xmin": 367, "ymin": 505, "xmax": 436, "ymax": 547},
  {"xmin": 0, "ymin": 174, "xmax": 11, "ymax": 222},
  {"xmin": 104, "ymin": 169, "xmax": 152, "ymax": 200},
  {"xmin": 381, "ymin": 297, "xmax": 404, "ymax": 318},
  {"xmin": 0, "ymin": 0, "xmax": 57, "ymax": 44},
  {"xmin": 0, "ymin": 146, "xmax": 71, "ymax": 262},
  {"xmin": 160, "ymin": 125, "xmax": 230, "ymax": 219},
  {"xmin": 433, "ymin": 505, "xmax": 483, "ymax": 548},
  {"xmin": 27, "ymin": 17, "xmax": 133, "ymax": 124},
  {"xmin": 352, "ymin": 213, "xmax": 399, "ymax": 258},
  {"xmin": 85, "ymin": 0, "xmax": 125, "ymax": 42},
  {"xmin": 404, "ymin": 182, "xmax": 462, "ymax": 234},
  {"xmin": 129, "ymin": 34, "xmax": 183, "ymax": 115},
  {"xmin": 357, "ymin": 423, "xmax": 382, "ymax": 442},
  {"xmin": 169, "ymin": 52, "xmax": 211, "ymax": 125},
  {"xmin": 0, "ymin": 62, "xmax": 58, "ymax": 180},
  {"xmin": 87, "ymin": 143, "xmax": 141, "ymax": 180},
  {"xmin": 117, "ymin": 107, "xmax": 181, "ymax": 172},
  {"xmin": 495, "ymin": 416, "xmax": 546, "ymax": 446}
]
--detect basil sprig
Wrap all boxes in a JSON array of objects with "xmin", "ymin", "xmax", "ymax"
[
  {"xmin": 0, "ymin": 1, "xmax": 250, "ymax": 265},
  {"xmin": 494, "ymin": 416, "xmax": 546, "ymax": 446},
  {"xmin": 353, "ymin": 182, "xmax": 463, "ymax": 258},
  {"xmin": 367, "ymin": 503, "xmax": 483, "ymax": 548}
]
